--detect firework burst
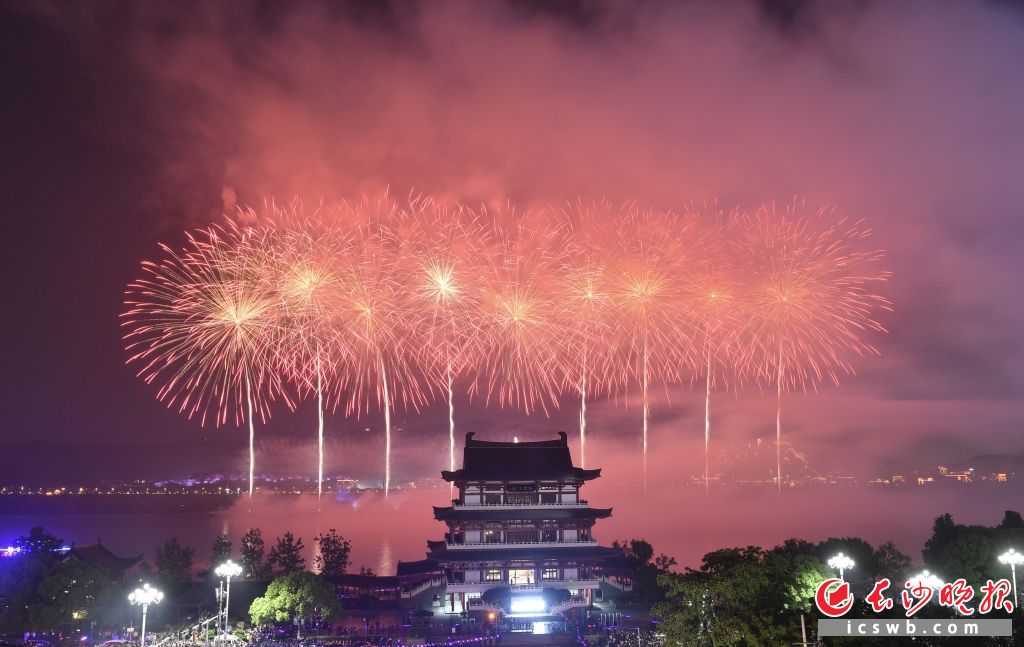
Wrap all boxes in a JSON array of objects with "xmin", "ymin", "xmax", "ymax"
[
  {"xmin": 261, "ymin": 203, "xmax": 353, "ymax": 499},
  {"xmin": 681, "ymin": 202, "xmax": 747, "ymax": 493},
  {"xmin": 333, "ymin": 195, "xmax": 429, "ymax": 498},
  {"xmin": 471, "ymin": 205, "xmax": 568, "ymax": 416},
  {"xmin": 555, "ymin": 200, "xmax": 621, "ymax": 467},
  {"xmin": 609, "ymin": 206, "xmax": 700, "ymax": 491},
  {"xmin": 122, "ymin": 222, "xmax": 290, "ymax": 496},
  {"xmin": 736, "ymin": 199, "xmax": 891, "ymax": 491},
  {"xmin": 402, "ymin": 197, "xmax": 489, "ymax": 480}
]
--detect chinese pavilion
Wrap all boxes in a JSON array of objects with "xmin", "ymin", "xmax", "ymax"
[{"xmin": 426, "ymin": 431, "xmax": 631, "ymax": 617}]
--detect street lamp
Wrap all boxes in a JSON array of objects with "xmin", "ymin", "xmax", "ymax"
[
  {"xmin": 909, "ymin": 570, "xmax": 943, "ymax": 592},
  {"xmin": 998, "ymin": 548, "xmax": 1024, "ymax": 610},
  {"xmin": 827, "ymin": 553, "xmax": 855, "ymax": 582},
  {"xmin": 128, "ymin": 584, "xmax": 163, "ymax": 647},
  {"xmin": 214, "ymin": 559, "xmax": 243, "ymax": 635}
]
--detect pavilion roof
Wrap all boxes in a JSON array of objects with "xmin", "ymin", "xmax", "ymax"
[
  {"xmin": 441, "ymin": 432, "xmax": 601, "ymax": 482},
  {"xmin": 64, "ymin": 542, "xmax": 142, "ymax": 572}
]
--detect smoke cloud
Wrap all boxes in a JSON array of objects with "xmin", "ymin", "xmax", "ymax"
[{"xmin": 3, "ymin": 0, "xmax": 1023, "ymax": 484}]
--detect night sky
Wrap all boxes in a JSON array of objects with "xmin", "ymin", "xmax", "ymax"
[{"xmin": 2, "ymin": 0, "xmax": 1023, "ymax": 486}]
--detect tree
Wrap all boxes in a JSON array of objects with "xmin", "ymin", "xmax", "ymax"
[
  {"xmin": 654, "ymin": 554, "xmax": 678, "ymax": 572},
  {"xmin": 873, "ymin": 542, "xmax": 911, "ymax": 583},
  {"xmin": 241, "ymin": 528, "xmax": 269, "ymax": 579},
  {"xmin": 155, "ymin": 537, "xmax": 195, "ymax": 583},
  {"xmin": 313, "ymin": 530, "xmax": 351, "ymax": 577},
  {"xmin": 614, "ymin": 539, "xmax": 654, "ymax": 567},
  {"xmin": 211, "ymin": 533, "xmax": 232, "ymax": 567},
  {"xmin": 999, "ymin": 510, "xmax": 1024, "ymax": 530},
  {"xmin": 655, "ymin": 546, "xmax": 830, "ymax": 646},
  {"xmin": 612, "ymin": 538, "xmax": 676, "ymax": 602},
  {"xmin": 0, "ymin": 547, "xmax": 50, "ymax": 632},
  {"xmin": 923, "ymin": 511, "xmax": 1024, "ymax": 592},
  {"xmin": 249, "ymin": 572, "xmax": 339, "ymax": 637},
  {"xmin": 268, "ymin": 532, "xmax": 306, "ymax": 575},
  {"xmin": 14, "ymin": 527, "xmax": 64, "ymax": 554},
  {"xmin": 30, "ymin": 560, "xmax": 121, "ymax": 630}
]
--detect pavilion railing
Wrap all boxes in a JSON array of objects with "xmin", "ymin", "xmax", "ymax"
[
  {"xmin": 444, "ymin": 538, "xmax": 598, "ymax": 549},
  {"xmin": 452, "ymin": 500, "xmax": 589, "ymax": 508}
]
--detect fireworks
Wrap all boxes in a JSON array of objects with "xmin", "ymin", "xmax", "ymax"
[
  {"xmin": 609, "ymin": 206, "xmax": 701, "ymax": 491},
  {"xmin": 735, "ymin": 199, "xmax": 892, "ymax": 491},
  {"xmin": 681, "ymin": 202, "xmax": 747, "ymax": 493},
  {"xmin": 556, "ymin": 200, "xmax": 621, "ymax": 468},
  {"xmin": 332, "ymin": 196, "xmax": 430, "ymax": 498},
  {"xmin": 122, "ymin": 223, "xmax": 290, "ymax": 496},
  {"xmin": 471, "ymin": 205, "xmax": 569, "ymax": 416},
  {"xmin": 123, "ymin": 195, "xmax": 890, "ymax": 494},
  {"xmin": 261, "ymin": 203, "xmax": 352, "ymax": 500},
  {"xmin": 403, "ymin": 197, "xmax": 489, "ymax": 481}
]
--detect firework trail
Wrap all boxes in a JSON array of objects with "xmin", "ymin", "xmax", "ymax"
[
  {"xmin": 610, "ymin": 207, "xmax": 700, "ymax": 492},
  {"xmin": 122, "ymin": 223, "xmax": 289, "ymax": 497},
  {"xmin": 736, "ymin": 200, "xmax": 891, "ymax": 491},
  {"xmin": 471, "ymin": 205, "xmax": 568, "ymax": 417},
  {"xmin": 261, "ymin": 203, "xmax": 353, "ymax": 500},
  {"xmin": 334, "ymin": 196, "xmax": 428, "ymax": 498},
  {"xmin": 555, "ymin": 200, "xmax": 620, "ymax": 468},
  {"xmin": 403, "ymin": 197, "xmax": 489, "ymax": 483},
  {"xmin": 681, "ymin": 202, "xmax": 746, "ymax": 494}
]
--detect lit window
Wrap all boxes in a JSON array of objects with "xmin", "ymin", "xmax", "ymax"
[
  {"xmin": 543, "ymin": 568, "xmax": 559, "ymax": 580},
  {"xmin": 485, "ymin": 569, "xmax": 503, "ymax": 582}
]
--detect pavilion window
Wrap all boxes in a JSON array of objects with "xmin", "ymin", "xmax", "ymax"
[
  {"xmin": 542, "ymin": 567, "xmax": 559, "ymax": 580},
  {"xmin": 485, "ymin": 569, "xmax": 503, "ymax": 582},
  {"xmin": 506, "ymin": 529, "xmax": 539, "ymax": 543},
  {"xmin": 509, "ymin": 568, "xmax": 535, "ymax": 585},
  {"xmin": 506, "ymin": 492, "xmax": 538, "ymax": 505}
]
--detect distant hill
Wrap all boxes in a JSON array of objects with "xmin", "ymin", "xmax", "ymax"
[{"xmin": 947, "ymin": 454, "xmax": 1024, "ymax": 475}]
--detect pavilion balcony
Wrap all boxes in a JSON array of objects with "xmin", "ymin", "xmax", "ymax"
[
  {"xmin": 508, "ymin": 577, "xmax": 601, "ymax": 590},
  {"xmin": 443, "ymin": 538, "xmax": 598, "ymax": 550},
  {"xmin": 452, "ymin": 499, "xmax": 589, "ymax": 509},
  {"xmin": 446, "ymin": 577, "xmax": 601, "ymax": 593}
]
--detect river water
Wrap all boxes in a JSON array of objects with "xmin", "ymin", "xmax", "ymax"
[{"xmin": 3, "ymin": 480, "xmax": 1020, "ymax": 574}]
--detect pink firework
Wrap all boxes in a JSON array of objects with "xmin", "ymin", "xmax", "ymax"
[
  {"xmin": 608, "ymin": 206, "xmax": 701, "ymax": 491},
  {"xmin": 554, "ymin": 199, "xmax": 621, "ymax": 467},
  {"xmin": 471, "ymin": 205, "xmax": 569, "ymax": 417},
  {"xmin": 332, "ymin": 195, "xmax": 429, "ymax": 498},
  {"xmin": 402, "ymin": 196, "xmax": 490, "ymax": 479},
  {"xmin": 260, "ymin": 202, "xmax": 354, "ymax": 499},
  {"xmin": 681, "ymin": 201, "xmax": 748, "ymax": 494},
  {"xmin": 122, "ymin": 222, "xmax": 290, "ymax": 496},
  {"xmin": 735, "ymin": 199, "xmax": 891, "ymax": 491}
]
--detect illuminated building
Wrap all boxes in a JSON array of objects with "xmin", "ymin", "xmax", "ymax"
[{"xmin": 426, "ymin": 432, "xmax": 632, "ymax": 622}]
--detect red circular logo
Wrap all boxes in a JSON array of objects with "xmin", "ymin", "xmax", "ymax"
[{"xmin": 815, "ymin": 578, "xmax": 854, "ymax": 617}]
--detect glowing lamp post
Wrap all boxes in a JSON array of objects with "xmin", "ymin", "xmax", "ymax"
[
  {"xmin": 214, "ymin": 559, "xmax": 243, "ymax": 634},
  {"xmin": 128, "ymin": 584, "xmax": 163, "ymax": 647},
  {"xmin": 998, "ymin": 548, "xmax": 1024, "ymax": 610},
  {"xmin": 909, "ymin": 570, "xmax": 943, "ymax": 594},
  {"xmin": 827, "ymin": 553, "xmax": 855, "ymax": 582}
]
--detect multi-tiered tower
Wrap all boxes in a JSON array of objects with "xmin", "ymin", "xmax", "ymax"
[{"xmin": 428, "ymin": 432, "xmax": 629, "ymax": 617}]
